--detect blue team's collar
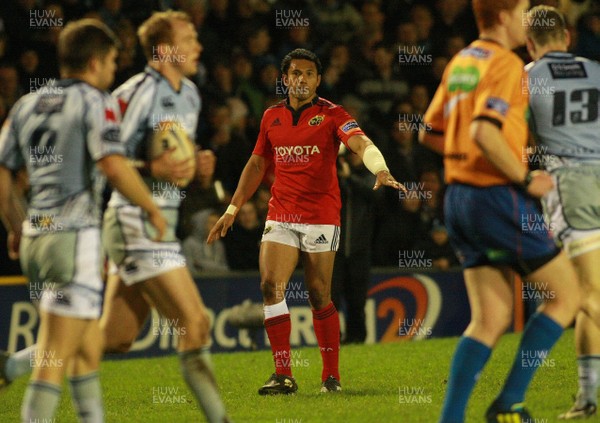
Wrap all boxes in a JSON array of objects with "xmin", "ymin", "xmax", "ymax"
[
  {"xmin": 542, "ymin": 51, "xmax": 574, "ymax": 60},
  {"xmin": 145, "ymin": 65, "xmax": 162, "ymax": 78},
  {"xmin": 144, "ymin": 65, "xmax": 185, "ymax": 93}
]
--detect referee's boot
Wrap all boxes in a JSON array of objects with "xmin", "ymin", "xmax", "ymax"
[
  {"xmin": 258, "ymin": 373, "xmax": 298, "ymax": 395},
  {"xmin": 485, "ymin": 400, "xmax": 533, "ymax": 422}
]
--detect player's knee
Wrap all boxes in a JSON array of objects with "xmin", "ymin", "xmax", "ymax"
[
  {"xmin": 260, "ymin": 278, "xmax": 278, "ymax": 302},
  {"xmin": 182, "ymin": 311, "xmax": 211, "ymax": 344},
  {"xmin": 470, "ymin": 310, "xmax": 512, "ymax": 338},
  {"xmin": 308, "ymin": 286, "xmax": 330, "ymax": 310}
]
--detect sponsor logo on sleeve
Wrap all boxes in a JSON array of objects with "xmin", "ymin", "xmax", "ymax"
[
  {"xmin": 340, "ymin": 120, "xmax": 360, "ymax": 134},
  {"xmin": 485, "ymin": 97, "xmax": 509, "ymax": 116}
]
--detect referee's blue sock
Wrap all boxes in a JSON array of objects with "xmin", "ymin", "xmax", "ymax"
[
  {"xmin": 495, "ymin": 312, "xmax": 563, "ymax": 409},
  {"xmin": 439, "ymin": 336, "xmax": 491, "ymax": 423}
]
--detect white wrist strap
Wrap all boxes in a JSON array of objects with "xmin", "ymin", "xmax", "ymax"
[
  {"xmin": 362, "ymin": 144, "xmax": 389, "ymax": 175},
  {"xmin": 225, "ymin": 204, "xmax": 238, "ymax": 216}
]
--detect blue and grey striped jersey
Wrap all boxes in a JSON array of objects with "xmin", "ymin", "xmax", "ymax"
[
  {"xmin": 108, "ymin": 66, "xmax": 200, "ymax": 210},
  {"xmin": 0, "ymin": 79, "xmax": 125, "ymax": 235},
  {"xmin": 526, "ymin": 52, "xmax": 600, "ymax": 169}
]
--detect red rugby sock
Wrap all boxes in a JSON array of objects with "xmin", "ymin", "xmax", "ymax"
[
  {"xmin": 312, "ymin": 302, "xmax": 340, "ymax": 382},
  {"xmin": 264, "ymin": 314, "xmax": 292, "ymax": 377}
]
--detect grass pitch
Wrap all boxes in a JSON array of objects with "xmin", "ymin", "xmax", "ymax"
[{"xmin": 1, "ymin": 330, "xmax": 578, "ymax": 422}]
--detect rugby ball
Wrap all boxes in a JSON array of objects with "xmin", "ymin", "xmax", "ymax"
[{"xmin": 149, "ymin": 121, "xmax": 196, "ymax": 187}]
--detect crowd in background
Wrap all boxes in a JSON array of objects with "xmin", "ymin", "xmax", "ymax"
[{"xmin": 0, "ymin": 0, "xmax": 599, "ymax": 275}]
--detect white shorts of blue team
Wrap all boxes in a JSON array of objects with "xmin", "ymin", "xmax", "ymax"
[
  {"xmin": 543, "ymin": 163, "xmax": 600, "ymax": 258},
  {"xmin": 20, "ymin": 227, "xmax": 103, "ymax": 319},
  {"xmin": 103, "ymin": 205, "xmax": 186, "ymax": 286}
]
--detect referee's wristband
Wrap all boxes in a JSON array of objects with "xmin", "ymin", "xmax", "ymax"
[
  {"xmin": 225, "ymin": 204, "xmax": 238, "ymax": 216},
  {"xmin": 521, "ymin": 171, "xmax": 533, "ymax": 188}
]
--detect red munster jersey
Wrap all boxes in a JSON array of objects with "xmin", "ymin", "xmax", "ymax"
[{"xmin": 253, "ymin": 96, "xmax": 365, "ymax": 225}]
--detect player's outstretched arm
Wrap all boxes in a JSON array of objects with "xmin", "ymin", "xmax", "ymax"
[
  {"xmin": 0, "ymin": 166, "xmax": 24, "ymax": 258},
  {"xmin": 98, "ymin": 154, "xmax": 167, "ymax": 240},
  {"xmin": 347, "ymin": 134, "xmax": 407, "ymax": 192},
  {"xmin": 471, "ymin": 119, "xmax": 553, "ymax": 198},
  {"xmin": 207, "ymin": 154, "xmax": 268, "ymax": 244}
]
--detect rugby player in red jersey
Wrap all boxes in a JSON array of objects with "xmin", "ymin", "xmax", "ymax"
[{"xmin": 207, "ymin": 48, "xmax": 404, "ymax": 395}]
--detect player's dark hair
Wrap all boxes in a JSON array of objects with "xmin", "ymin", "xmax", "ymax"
[
  {"xmin": 58, "ymin": 19, "xmax": 119, "ymax": 73},
  {"xmin": 281, "ymin": 48, "xmax": 322, "ymax": 75},
  {"xmin": 138, "ymin": 10, "xmax": 192, "ymax": 62},
  {"xmin": 526, "ymin": 6, "xmax": 567, "ymax": 45}
]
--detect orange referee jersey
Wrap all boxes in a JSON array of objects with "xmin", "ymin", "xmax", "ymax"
[{"xmin": 424, "ymin": 39, "xmax": 529, "ymax": 186}]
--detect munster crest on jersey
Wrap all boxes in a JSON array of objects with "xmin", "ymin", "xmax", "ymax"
[{"xmin": 308, "ymin": 115, "xmax": 324, "ymax": 126}]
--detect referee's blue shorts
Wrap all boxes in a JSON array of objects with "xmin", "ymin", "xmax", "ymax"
[{"xmin": 444, "ymin": 183, "xmax": 559, "ymax": 276}]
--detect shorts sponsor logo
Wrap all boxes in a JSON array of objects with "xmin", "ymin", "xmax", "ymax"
[
  {"xmin": 314, "ymin": 234, "xmax": 328, "ymax": 244},
  {"xmin": 124, "ymin": 257, "xmax": 139, "ymax": 274}
]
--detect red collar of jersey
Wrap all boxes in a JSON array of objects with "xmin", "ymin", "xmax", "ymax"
[{"xmin": 285, "ymin": 96, "xmax": 320, "ymax": 125}]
